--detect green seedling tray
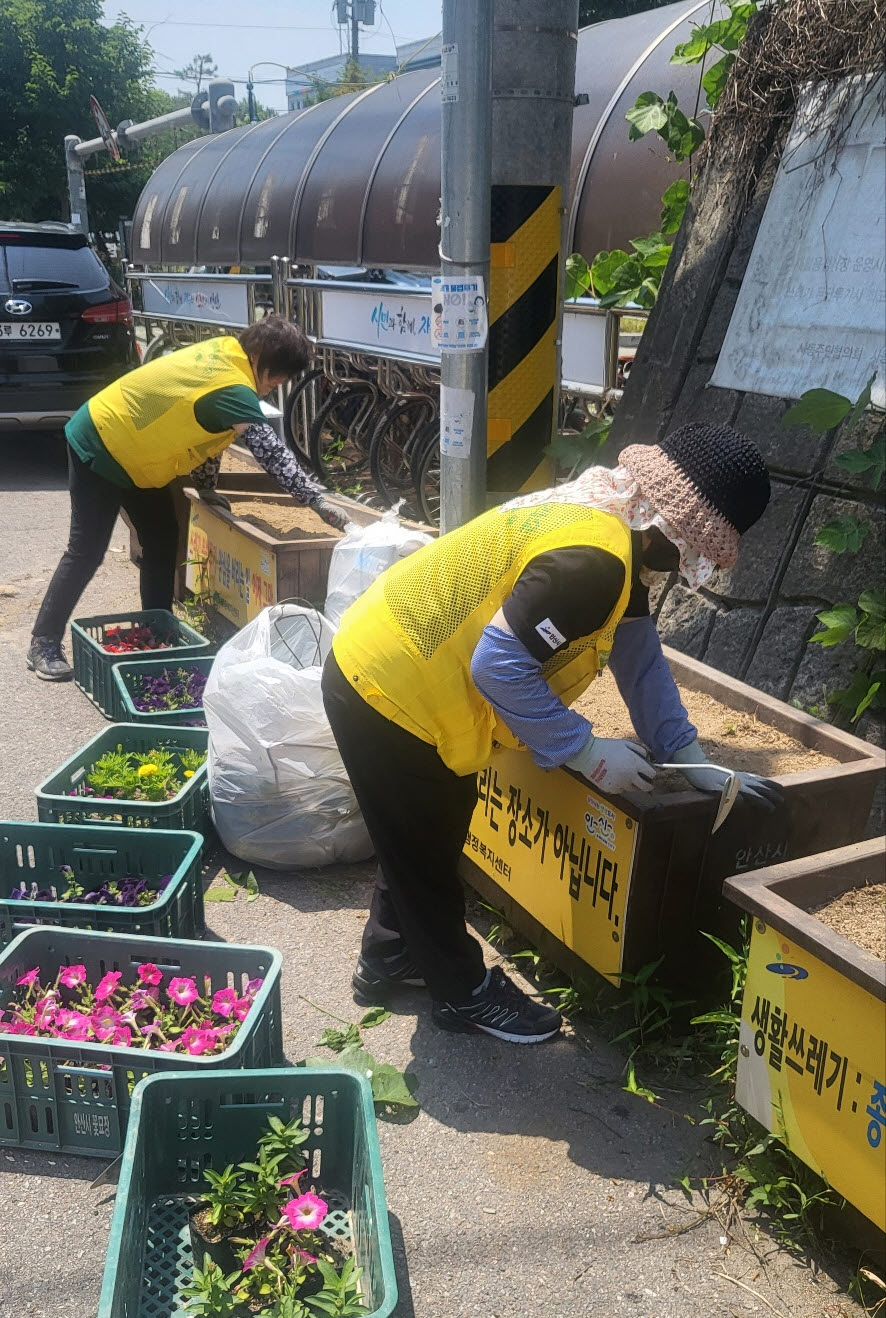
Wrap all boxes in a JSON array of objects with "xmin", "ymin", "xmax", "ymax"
[
  {"xmin": 99, "ymin": 1069, "xmax": 397, "ymax": 1318},
  {"xmin": 0, "ymin": 822, "xmax": 204, "ymax": 947},
  {"xmin": 35, "ymin": 725, "xmax": 210, "ymax": 833},
  {"xmin": 72, "ymin": 609, "xmax": 212, "ymax": 719},
  {"xmin": 111, "ymin": 655, "xmax": 213, "ymax": 727},
  {"xmin": 0, "ymin": 926, "xmax": 283, "ymax": 1157}
]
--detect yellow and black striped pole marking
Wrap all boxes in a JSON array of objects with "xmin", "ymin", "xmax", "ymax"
[{"xmin": 487, "ymin": 183, "xmax": 562, "ymax": 495}]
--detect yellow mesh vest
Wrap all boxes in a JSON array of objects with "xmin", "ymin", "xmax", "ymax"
[
  {"xmin": 88, "ymin": 337, "xmax": 257, "ymax": 488},
  {"xmin": 332, "ymin": 504, "xmax": 633, "ymax": 775}
]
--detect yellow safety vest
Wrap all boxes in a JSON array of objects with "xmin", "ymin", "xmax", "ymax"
[
  {"xmin": 333, "ymin": 503, "xmax": 633, "ymax": 776},
  {"xmin": 88, "ymin": 336, "xmax": 257, "ymax": 488}
]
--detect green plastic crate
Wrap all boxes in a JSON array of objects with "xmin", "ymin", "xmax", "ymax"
[
  {"xmin": 111, "ymin": 656, "xmax": 213, "ymax": 727},
  {"xmin": 98, "ymin": 1069, "xmax": 397, "ymax": 1318},
  {"xmin": 35, "ymin": 725, "xmax": 210, "ymax": 832},
  {"xmin": 0, "ymin": 822, "xmax": 204, "ymax": 947},
  {"xmin": 0, "ymin": 926, "xmax": 283, "ymax": 1157},
  {"xmin": 72, "ymin": 609, "xmax": 212, "ymax": 719}
]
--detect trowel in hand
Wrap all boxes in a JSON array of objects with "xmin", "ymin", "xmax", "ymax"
[{"xmin": 652, "ymin": 761, "xmax": 741, "ymax": 833}]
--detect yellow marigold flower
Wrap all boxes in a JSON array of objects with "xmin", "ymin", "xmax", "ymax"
[
  {"xmin": 137, "ymin": 764, "xmax": 159, "ymax": 778},
  {"xmin": 183, "ymin": 770, "xmax": 194, "ymax": 779}
]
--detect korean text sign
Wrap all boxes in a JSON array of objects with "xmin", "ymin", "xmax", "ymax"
[
  {"xmin": 186, "ymin": 502, "xmax": 276, "ymax": 627},
  {"xmin": 737, "ymin": 920, "xmax": 886, "ymax": 1230},
  {"xmin": 465, "ymin": 750, "xmax": 639, "ymax": 983}
]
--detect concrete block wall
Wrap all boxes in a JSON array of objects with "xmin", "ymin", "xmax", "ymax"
[{"xmin": 608, "ymin": 136, "xmax": 885, "ymax": 745}]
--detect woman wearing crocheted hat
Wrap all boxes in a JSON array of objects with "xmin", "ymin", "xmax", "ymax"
[{"xmin": 323, "ymin": 421, "xmax": 782, "ymax": 1046}]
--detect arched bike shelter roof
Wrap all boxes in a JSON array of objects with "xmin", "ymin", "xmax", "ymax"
[{"xmin": 132, "ymin": 0, "xmax": 715, "ymax": 271}]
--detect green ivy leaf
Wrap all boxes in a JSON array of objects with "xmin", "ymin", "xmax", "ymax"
[
  {"xmin": 835, "ymin": 434, "xmax": 885, "ymax": 491},
  {"xmin": 856, "ymin": 589, "xmax": 886, "ymax": 651},
  {"xmin": 359, "ymin": 1006, "xmax": 393, "ymax": 1029},
  {"xmin": 626, "ymin": 91, "xmax": 668, "ymax": 140},
  {"xmin": 660, "ymin": 179, "xmax": 690, "ymax": 234},
  {"xmin": 670, "ymin": 32, "xmax": 712, "ymax": 64},
  {"xmin": 547, "ymin": 423, "xmax": 612, "ymax": 476},
  {"xmin": 205, "ymin": 884, "xmax": 237, "ymax": 902},
  {"xmin": 564, "ymin": 252, "xmax": 591, "ymax": 301},
  {"xmin": 843, "ymin": 372, "xmax": 876, "ymax": 433},
  {"xmin": 589, "ymin": 248, "xmax": 633, "ymax": 297},
  {"xmin": 814, "ymin": 515, "xmax": 870, "ymax": 553},
  {"xmin": 678, "ymin": 122, "xmax": 706, "ymax": 159},
  {"xmin": 809, "ymin": 603, "xmax": 858, "ymax": 647},
  {"xmin": 833, "ymin": 669, "xmax": 886, "ymax": 720},
  {"xmin": 782, "ymin": 388, "xmax": 853, "ymax": 434},
  {"xmin": 853, "ymin": 680, "xmax": 882, "ymax": 719},
  {"xmin": 702, "ymin": 53, "xmax": 735, "ymax": 109}
]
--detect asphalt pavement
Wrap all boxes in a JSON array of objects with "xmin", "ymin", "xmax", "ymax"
[{"xmin": 0, "ymin": 435, "xmax": 865, "ymax": 1318}]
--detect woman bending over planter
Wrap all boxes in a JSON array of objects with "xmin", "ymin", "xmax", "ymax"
[
  {"xmin": 28, "ymin": 316, "xmax": 347, "ymax": 680},
  {"xmin": 323, "ymin": 421, "xmax": 783, "ymax": 1045}
]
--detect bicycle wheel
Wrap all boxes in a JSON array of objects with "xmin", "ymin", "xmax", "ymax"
[
  {"xmin": 369, "ymin": 395, "xmax": 435, "ymax": 511},
  {"xmin": 283, "ymin": 367, "xmax": 329, "ymax": 469},
  {"xmin": 412, "ymin": 422, "xmax": 441, "ymax": 527},
  {"xmin": 141, "ymin": 331, "xmax": 172, "ymax": 363},
  {"xmin": 308, "ymin": 381, "xmax": 379, "ymax": 489}
]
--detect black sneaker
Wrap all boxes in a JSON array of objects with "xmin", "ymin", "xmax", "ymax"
[
  {"xmin": 27, "ymin": 636, "xmax": 73, "ymax": 681},
  {"xmin": 352, "ymin": 948, "xmax": 426, "ymax": 1005},
  {"xmin": 432, "ymin": 966, "xmax": 562, "ymax": 1044}
]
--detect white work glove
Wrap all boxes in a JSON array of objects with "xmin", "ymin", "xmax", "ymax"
[
  {"xmin": 566, "ymin": 735, "xmax": 656, "ymax": 795},
  {"xmin": 670, "ymin": 740, "xmax": 782, "ymax": 811}
]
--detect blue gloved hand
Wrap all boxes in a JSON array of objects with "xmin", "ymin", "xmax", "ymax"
[
  {"xmin": 566, "ymin": 734, "xmax": 657, "ymax": 795},
  {"xmin": 670, "ymin": 740, "xmax": 782, "ymax": 810}
]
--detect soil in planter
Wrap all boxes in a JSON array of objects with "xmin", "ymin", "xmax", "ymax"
[
  {"xmin": 573, "ymin": 671, "xmax": 839, "ymax": 789},
  {"xmin": 221, "ymin": 448, "xmax": 262, "ymax": 475},
  {"xmin": 228, "ymin": 499, "xmax": 343, "ymax": 541},
  {"xmin": 811, "ymin": 882, "xmax": 886, "ymax": 960}
]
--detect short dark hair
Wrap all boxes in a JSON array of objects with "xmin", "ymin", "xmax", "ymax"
[{"xmin": 239, "ymin": 315, "xmax": 311, "ymax": 379}]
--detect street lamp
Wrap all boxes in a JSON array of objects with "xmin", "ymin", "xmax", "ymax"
[{"xmin": 246, "ymin": 62, "xmax": 292, "ymax": 123}]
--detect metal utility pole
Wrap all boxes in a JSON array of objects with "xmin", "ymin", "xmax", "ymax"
[
  {"xmin": 351, "ymin": 5, "xmax": 360, "ymax": 63},
  {"xmin": 486, "ymin": 0, "xmax": 579, "ymax": 501},
  {"xmin": 438, "ymin": 0, "xmax": 493, "ymax": 532}
]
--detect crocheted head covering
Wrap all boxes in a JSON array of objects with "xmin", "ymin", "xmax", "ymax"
[{"xmin": 619, "ymin": 422, "xmax": 770, "ymax": 570}]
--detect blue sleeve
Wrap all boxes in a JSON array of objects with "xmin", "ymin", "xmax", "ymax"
[
  {"xmin": 470, "ymin": 625, "xmax": 592, "ymax": 770},
  {"xmin": 606, "ymin": 616, "xmax": 696, "ymax": 761}
]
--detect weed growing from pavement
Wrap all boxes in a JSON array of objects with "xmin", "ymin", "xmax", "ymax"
[{"xmin": 475, "ymin": 900, "xmax": 847, "ymax": 1254}]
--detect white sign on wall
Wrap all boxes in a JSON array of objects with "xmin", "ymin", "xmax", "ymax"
[
  {"xmin": 561, "ymin": 304, "xmax": 608, "ymax": 392},
  {"xmin": 141, "ymin": 277, "xmax": 250, "ymax": 327},
  {"xmin": 711, "ymin": 75, "xmax": 885, "ymax": 409},
  {"xmin": 319, "ymin": 288, "xmax": 437, "ymax": 360}
]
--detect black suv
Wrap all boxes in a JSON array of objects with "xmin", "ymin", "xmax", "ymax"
[{"xmin": 0, "ymin": 221, "xmax": 138, "ymax": 432}]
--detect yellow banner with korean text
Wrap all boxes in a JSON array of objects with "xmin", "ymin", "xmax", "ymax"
[
  {"xmin": 737, "ymin": 921, "xmax": 886, "ymax": 1230},
  {"xmin": 465, "ymin": 750, "xmax": 639, "ymax": 983},
  {"xmin": 186, "ymin": 502, "xmax": 276, "ymax": 628}
]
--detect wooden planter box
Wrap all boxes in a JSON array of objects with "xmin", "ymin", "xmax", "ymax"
[
  {"xmin": 183, "ymin": 487, "xmax": 340, "ymax": 632},
  {"xmin": 724, "ymin": 838, "xmax": 886, "ymax": 1234},
  {"xmin": 460, "ymin": 650, "xmax": 885, "ymax": 996}
]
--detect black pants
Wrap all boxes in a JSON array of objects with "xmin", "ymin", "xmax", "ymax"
[
  {"xmin": 322, "ymin": 650, "xmax": 486, "ymax": 1002},
  {"xmin": 33, "ymin": 446, "xmax": 179, "ymax": 642}
]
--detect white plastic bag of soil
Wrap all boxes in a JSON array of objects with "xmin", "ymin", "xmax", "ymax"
[
  {"xmin": 324, "ymin": 508, "xmax": 431, "ymax": 627},
  {"xmin": 204, "ymin": 603, "xmax": 373, "ymax": 869}
]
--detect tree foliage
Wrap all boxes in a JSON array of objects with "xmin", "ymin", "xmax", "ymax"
[
  {"xmin": 174, "ymin": 52, "xmax": 218, "ymax": 96},
  {"xmin": 0, "ymin": 0, "xmax": 160, "ymax": 226}
]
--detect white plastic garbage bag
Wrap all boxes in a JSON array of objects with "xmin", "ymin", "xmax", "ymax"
[
  {"xmin": 324, "ymin": 508, "xmax": 431, "ymax": 626},
  {"xmin": 203, "ymin": 603, "xmax": 373, "ymax": 869}
]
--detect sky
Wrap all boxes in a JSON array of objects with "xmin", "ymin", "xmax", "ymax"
[{"xmin": 101, "ymin": 0, "xmax": 442, "ymax": 113}]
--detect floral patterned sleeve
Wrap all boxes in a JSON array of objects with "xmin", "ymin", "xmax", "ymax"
[
  {"xmin": 190, "ymin": 456, "xmax": 222, "ymax": 490},
  {"xmin": 239, "ymin": 423, "xmax": 326, "ymax": 505}
]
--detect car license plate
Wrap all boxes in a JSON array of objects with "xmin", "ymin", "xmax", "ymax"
[{"xmin": 0, "ymin": 322, "xmax": 61, "ymax": 341}]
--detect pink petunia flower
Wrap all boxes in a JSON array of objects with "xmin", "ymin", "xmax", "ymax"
[
  {"xmin": 95, "ymin": 971, "xmax": 122, "ymax": 1002},
  {"xmin": 1, "ymin": 1020, "xmax": 36, "ymax": 1036},
  {"xmin": 140, "ymin": 1021, "xmax": 165, "ymax": 1041},
  {"xmin": 244, "ymin": 977, "xmax": 264, "ymax": 999},
  {"xmin": 54, "ymin": 1010, "xmax": 91, "ymax": 1041},
  {"xmin": 242, "ymin": 1235, "xmax": 271, "ymax": 1272},
  {"xmin": 16, "ymin": 968, "xmax": 40, "ymax": 987},
  {"xmin": 294, "ymin": 1247, "xmax": 318, "ymax": 1265},
  {"xmin": 230, "ymin": 997, "xmax": 251, "ymax": 1022},
  {"xmin": 90, "ymin": 1006, "xmax": 122, "ymax": 1041},
  {"xmin": 184, "ymin": 1029, "xmax": 216, "ymax": 1056},
  {"xmin": 111, "ymin": 1026, "xmax": 133, "ymax": 1047},
  {"xmin": 280, "ymin": 1193, "xmax": 328, "ymax": 1233},
  {"xmin": 34, "ymin": 995, "xmax": 59, "ymax": 1024},
  {"xmin": 158, "ymin": 1040, "xmax": 181, "ymax": 1052},
  {"xmin": 167, "ymin": 977, "xmax": 199, "ymax": 1007},
  {"xmin": 130, "ymin": 987, "xmax": 159, "ymax": 1011},
  {"xmin": 58, "ymin": 964, "xmax": 87, "ymax": 989},
  {"xmin": 137, "ymin": 962, "xmax": 163, "ymax": 986},
  {"xmin": 211, "ymin": 987, "xmax": 238, "ymax": 1018},
  {"xmin": 278, "ymin": 1168, "xmax": 308, "ymax": 1189}
]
